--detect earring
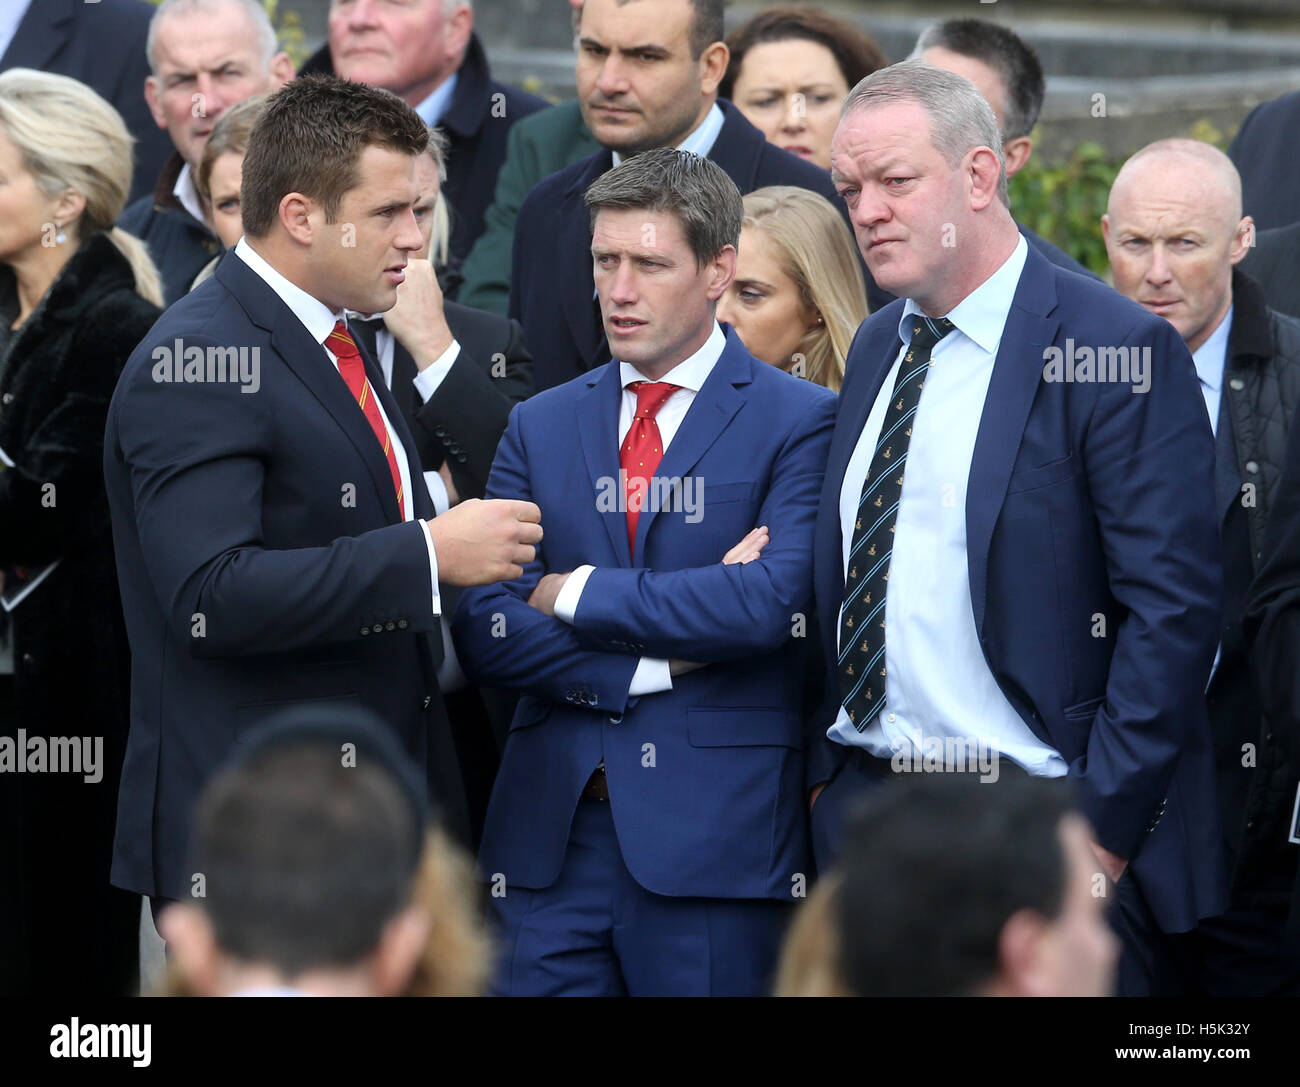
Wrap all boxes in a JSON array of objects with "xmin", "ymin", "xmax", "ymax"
[
  {"xmin": 55, "ymin": 223, "xmax": 67, "ymax": 244},
  {"xmin": 816, "ymin": 315, "xmax": 824, "ymax": 325}
]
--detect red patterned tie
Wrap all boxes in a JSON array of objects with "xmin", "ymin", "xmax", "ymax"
[
  {"xmin": 326, "ymin": 320, "xmax": 406, "ymax": 519},
  {"xmin": 620, "ymin": 380, "xmax": 680, "ymax": 558}
]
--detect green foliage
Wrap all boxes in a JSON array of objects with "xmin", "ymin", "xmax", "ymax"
[
  {"xmin": 145, "ymin": 0, "xmax": 308, "ymax": 67},
  {"xmin": 1009, "ymin": 140, "xmax": 1119, "ymax": 278}
]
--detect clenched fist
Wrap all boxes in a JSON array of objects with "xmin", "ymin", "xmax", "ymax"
[{"xmin": 426, "ymin": 499, "xmax": 542, "ymax": 586}]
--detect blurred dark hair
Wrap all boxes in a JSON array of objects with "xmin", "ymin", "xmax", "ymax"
[
  {"xmin": 836, "ymin": 774, "xmax": 1073, "ymax": 996},
  {"xmin": 721, "ymin": 6, "xmax": 888, "ymax": 100},
  {"xmin": 241, "ymin": 74, "xmax": 428, "ymax": 237},
  {"xmin": 914, "ymin": 18, "xmax": 1046, "ymax": 141}
]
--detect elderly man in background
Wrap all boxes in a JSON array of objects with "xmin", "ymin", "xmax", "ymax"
[
  {"xmin": 119, "ymin": 0, "xmax": 293, "ymax": 304},
  {"xmin": 1104, "ymin": 139, "xmax": 1300, "ymax": 995}
]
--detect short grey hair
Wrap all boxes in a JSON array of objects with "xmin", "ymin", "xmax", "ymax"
[
  {"xmin": 843, "ymin": 59, "xmax": 1007, "ymax": 205},
  {"xmin": 584, "ymin": 148, "xmax": 743, "ymax": 268},
  {"xmin": 148, "ymin": 0, "xmax": 279, "ymax": 76},
  {"xmin": 425, "ymin": 125, "xmax": 449, "ymax": 182}
]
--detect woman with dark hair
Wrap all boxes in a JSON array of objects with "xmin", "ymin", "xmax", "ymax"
[
  {"xmin": 721, "ymin": 6, "xmax": 888, "ymax": 171},
  {"xmin": 0, "ymin": 69, "xmax": 161, "ymax": 996}
]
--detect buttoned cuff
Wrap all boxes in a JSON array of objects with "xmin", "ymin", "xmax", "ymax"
[{"xmin": 411, "ymin": 340, "xmax": 461, "ymax": 404}]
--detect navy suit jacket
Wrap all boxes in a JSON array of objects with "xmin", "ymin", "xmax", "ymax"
[
  {"xmin": 453, "ymin": 328, "xmax": 836, "ymax": 899},
  {"xmin": 1, "ymin": 0, "xmax": 171, "ymax": 204},
  {"xmin": 1229, "ymin": 89, "xmax": 1300, "ymax": 232},
  {"xmin": 105, "ymin": 251, "xmax": 464, "ymax": 899},
  {"xmin": 810, "ymin": 244, "xmax": 1227, "ymax": 933},
  {"xmin": 509, "ymin": 99, "xmax": 890, "ymax": 393}
]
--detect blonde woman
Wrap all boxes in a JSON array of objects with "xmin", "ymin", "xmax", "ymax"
[
  {"xmin": 0, "ymin": 68, "xmax": 161, "ymax": 996},
  {"xmin": 717, "ymin": 186, "xmax": 868, "ymax": 392}
]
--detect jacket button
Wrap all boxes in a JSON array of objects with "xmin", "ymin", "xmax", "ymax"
[
  {"xmin": 457, "ymin": 453, "xmax": 467, "ymax": 463},
  {"xmin": 385, "ymin": 620, "xmax": 396, "ymax": 631},
  {"xmin": 20, "ymin": 652, "xmax": 35, "ymax": 668},
  {"xmin": 1229, "ymin": 378, "xmax": 1245, "ymax": 391},
  {"xmin": 1, "ymin": 392, "xmax": 12, "ymax": 404},
  {"xmin": 422, "ymin": 695, "xmax": 432, "ymax": 709},
  {"xmin": 434, "ymin": 426, "xmax": 447, "ymax": 436},
  {"xmin": 371, "ymin": 623, "xmax": 384, "ymax": 634},
  {"xmin": 360, "ymin": 626, "xmax": 370, "ymax": 636},
  {"xmin": 607, "ymin": 713, "xmax": 623, "ymax": 725},
  {"xmin": 1246, "ymin": 461, "xmax": 1259, "ymax": 474},
  {"xmin": 397, "ymin": 618, "xmax": 408, "ymax": 630}
]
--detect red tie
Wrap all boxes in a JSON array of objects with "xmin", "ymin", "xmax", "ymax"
[
  {"xmin": 620, "ymin": 380, "xmax": 680, "ymax": 558},
  {"xmin": 326, "ymin": 320, "xmax": 406, "ymax": 519}
]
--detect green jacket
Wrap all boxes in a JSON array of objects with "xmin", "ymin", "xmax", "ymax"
[{"xmin": 457, "ymin": 100, "xmax": 600, "ymax": 315}]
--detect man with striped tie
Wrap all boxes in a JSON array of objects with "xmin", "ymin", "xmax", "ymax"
[
  {"xmin": 807, "ymin": 61, "xmax": 1227, "ymax": 995},
  {"xmin": 104, "ymin": 75, "xmax": 541, "ymax": 927}
]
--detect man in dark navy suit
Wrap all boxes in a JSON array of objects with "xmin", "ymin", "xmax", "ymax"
[
  {"xmin": 301, "ymin": 0, "xmax": 546, "ymax": 284},
  {"xmin": 0, "ymin": 0, "xmax": 170, "ymax": 203},
  {"xmin": 808, "ymin": 61, "xmax": 1226, "ymax": 997},
  {"xmin": 510, "ymin": 0, "xmax": 888, "ymax": 394},
  {"xmin": 104, "ymin": 76, "xmax": 541, "ymax": 918},
  {"xmin": 455, "ymin": 149, "xmax": 835, "ymax": 996}
]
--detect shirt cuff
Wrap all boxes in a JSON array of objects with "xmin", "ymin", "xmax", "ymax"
[
  {"xmin": 628, "ymin": 657, "xmax": 673, "ymax": 696},
  {"xmin": 553, "ymin": 564, "xmax": 595, "ymax": 624},
  {"xmin": 411, "ymin": 340, "xmax": 461, "ymax": 404},
  {"xmin": 423, "ymin": 470, "xmax": 451, "ymax": 516},
  {"xmin": 420, "ymin": 519, "xmax": 442, "ymax": 616}
]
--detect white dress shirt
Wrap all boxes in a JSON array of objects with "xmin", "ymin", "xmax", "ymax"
[
  {"xmin": 234, "ymin": 239, "xmax": 441, "ymax": 615},
  {"xmin": 173, "ymin": 162, "xmax": 207, "ymax": 225},
  {"xmin": 829, "ymin": 236, "xmax": 1068, "ymax": 776},
  {"xmin": 554, "ymin": 321, "xmax": 729, "ymax": 697}
]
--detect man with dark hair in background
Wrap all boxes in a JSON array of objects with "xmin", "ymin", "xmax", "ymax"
[
  {"xmin": 119, "ymin": 0, "xmax": 295, "ymax": 304},
  {"xmin": 106, "ymin": 74, "xmax": 543, "ymax": 926},
  {"xmin": 510, "ymin": 0, "xmax": 884, "ymax": 394},
  {"xmin": 302, "ymin": 0, "xmax": 547, "ymax": 286},
  {"xmin": 913, "ymin": 17, "xmax": 1096, "ymax": 279},
  {"xmin": 833, "ymin": 776, "xmax": 1119, "ymax": 997},
  {"xmin": 455, "ymin": 148, "xmax": 835, "ymax": 996}
]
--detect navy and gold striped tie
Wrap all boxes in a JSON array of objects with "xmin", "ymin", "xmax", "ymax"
[{"xmin": 838, "ymin": 314, "xmax": 955, "ymax": 730}]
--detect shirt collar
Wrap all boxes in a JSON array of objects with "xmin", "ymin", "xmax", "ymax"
[
  {"xmin": 618, "ymin": 321, "xmax": 726, "ymax": 392},
  {"xmin": 173, "ymin": 162, "xmax": 207, "ymax": 225},
  {"xmin": 611, "ymin": 103, "xmax": 725, "ymax": 168},
  {"xmin": 234, "ymin": 237, "xmax": 343, "ymax": 346},
  {"xmin": 414, "ymin": 72, "xmax": 460, "ymax": 128},
  {"xmin": 898, "ymin": 235, "xmax": 1029, "ymax": 356},
  {"xmin": 1192, "ymin": 304, "xmax": 1233, "ymax": 393}
]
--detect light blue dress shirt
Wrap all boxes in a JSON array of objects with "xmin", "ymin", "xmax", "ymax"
[
  {"xmin": 829, "ymin": 236, "xmax": 1068, "ymax": 777},
  {"xmin": 414, "ymin": 72, "xmax": 460, "ymax": 128},
  {"xmin": 1192, "ymin": 304, "xmax": 1233, "ymax": 437}
]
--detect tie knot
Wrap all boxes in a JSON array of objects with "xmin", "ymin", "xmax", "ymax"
[
  {"xmin": 327, "ymin": 320, "xmax": 361, "ymax": 360},
  {"xmin": 909, "ymin": 315, "xmax": 955, "ymax": 353},
  {"xmin": 630, "ymin": 380, "xmax": 680, "ymax": 420}
]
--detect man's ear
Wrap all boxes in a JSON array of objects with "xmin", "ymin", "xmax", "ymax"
[
  {"xmin": 277, "ymin": 193, "xmax": 317, "ymax": 246},
  {"xmin": 267, "ymin": 52, "xmax": 296, "ymax": 91},
  {"xmin": 1002, "ymin": 136, "xmax": 1033, "ymax": 179},
  {"xmin": 444, "ymin": 4, "xmax": 475, "ymax": 67},
  {"xmin": 707, "ymin": 244, "xmax": 738, "ymax": 301},
  {"xmin": 1100, "ymin": 213, "xmax": 1112, "ymax": 250},
  {"xmin": 1229, "ymin": 215, "xmax": 1255, "ymax": 266},
  {"xmin": 699, "ymin": 42, "xmax": 730, "ymax": 99},
  {"xmin": 997, "ymin": 908, "xmax": 1053, "ymax": 997},
  {"xmin": 372, "ymin": 905, "xmax": 432, "ymax": 997},
  {"xmin": 144, "ymin": 75, "xmax": 168, "ymax": 131},
  {"xmin": 157, "ymin": 903, "xmax": 222, "ymax": 997},
  {"xmin": 967, "ymin": 145, "xmax": 1003, "ymax": 212}
]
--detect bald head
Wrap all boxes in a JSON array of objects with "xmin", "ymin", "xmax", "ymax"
[{"xmin": 1102, "ymin": 138, "xmax": 1253, "ymax": 355}]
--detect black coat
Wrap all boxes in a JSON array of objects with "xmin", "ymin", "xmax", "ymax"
[
  {"xmin": 509, "ymin": 99, "xmax": 890, "ymax": 393},
  {"xmin": 1229, "ymin": 89, "xmax": 1300, "ymax": 231},
  {"xmin": 1208, "ymin": 270, "xmax": 1300, "ymax": 904},
  {"xmin": 1241, "ymin": 219, "xmax": 1300, "ymax": 322},
  {"xmin": 0, "ymin": 232, "xmax": 160, "ymax": 995},
  {"xmin": 302, "ymin": 33, "xmax": 548, "ymax": 285},
  {"xmin": 0, "ymin": 0, "xmax": 171, "ymax": 205}
]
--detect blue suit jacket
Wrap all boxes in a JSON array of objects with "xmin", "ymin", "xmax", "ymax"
[
  {"xmin": 105, "ymin": 252, "xmax": 461, "ymax": 899},
  {"xmin": 509, "ymin": 99, "xmax": 890, "ymax": 394},
  {"xmin": 453, "ymin": 329, "xmax": 836, "ymax": 899},
  {"xmin": 810, "ymin": 245, "xmax": 1228, "ymax": 932}
]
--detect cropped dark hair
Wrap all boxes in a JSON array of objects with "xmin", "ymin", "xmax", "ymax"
[
  {"xmin": 914, "ymin": 18, "xmax": 1045, "ymax": 141},
  {"xmin": 584, "ymin": 148, "xmax": 743, "ymax": 267},
  {"xmin": 189, "ymin": 741, "xmax": 423, "ymax": 979},
  {"xmin": 241, "ymin": 74, "xmax": 429, "ymax": 238},
  {"xmin": 836, "ymin": 774, "xmax": 1074, "ymax": 997},
  {"xmin": 721, "ymin": 6, "xmax": 889, "ymax": 100},
  {"xmin": 687, "ymin": 0, "xmax": 725, "ymax": 60}
]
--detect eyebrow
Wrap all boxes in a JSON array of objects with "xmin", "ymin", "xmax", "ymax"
[
  {"xmin": 578, "ymin": 37, "xmax": 672, "ymax": 57},
  {"xmin": 734, "ymin": 277, "xmax": 775, "ymax": 291}
]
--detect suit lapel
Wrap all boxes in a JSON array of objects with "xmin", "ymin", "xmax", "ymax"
[
  {"xmin": 966, "ymin": 248, "xmax": 1061, "ymax": 633},
  {"xmin": 216, "ymin": 255, "xmax": 410, "ymax": 525},
  {"xmin": 577, "ymin": 362, "xmax": 632, "ymax": 564},
  {"xmin": 2, "ymin": 0, "xmax": 73, "ymax": 70},
  {"xmin": 634, "ymin": 332, "xmax": 748, "ymax": 559},
  {"xmin": 1214, "ymin": 392, "xmax": 1240, "ymax": 526}
]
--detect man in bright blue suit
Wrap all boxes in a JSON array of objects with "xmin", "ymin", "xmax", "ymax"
[
  {"xmin": 808, "ymin": 62, "xmax": 1227, "ymax": 996},
  {"xmin": 453, "ymin": 149, "xmax": 836, "ymax": 996}
]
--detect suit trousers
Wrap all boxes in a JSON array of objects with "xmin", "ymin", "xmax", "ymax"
[{"xmin": 487, "ymin": 797, "xmax": 794, "ymax": 996}]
